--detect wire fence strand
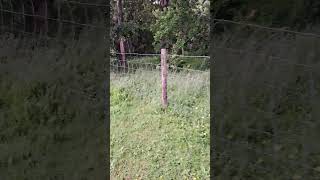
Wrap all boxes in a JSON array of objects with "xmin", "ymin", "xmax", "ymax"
[
  {"xmin": 62, "ymin": 0, "xmax": 109, "ymax": 7},
  {"xmin": 213, "ymin": 18, "xmax": 320, "ymax": 178},
  {"xmin": 213, "ymin": 18, "xmax": 320, "ymax": 38},
  {"xmin": 0, "ymin": 8, "xmax": 105, "ymax": 29}
]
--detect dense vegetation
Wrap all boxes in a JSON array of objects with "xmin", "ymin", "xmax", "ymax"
[
  {"xmin": 111, "ymin": 0, "xmax": 210, "ymax": 55},
  {"xmin": 212, "ymin": 1, "xmax": 320, "ymax": 179},
  {"xmin": 213, "ymin": 0, "xmax": 320, "ymax": 29},
  {"xmin": 0, "ymin": 33, "xmax": 106, "ymax": 179},
  {"xmin": 213, "ymin": 32, "xmax": 320, "ymax": 179},
  {"xmin": 111, "ymin": 1, "xmax": 210, "ymax": 178},
  {"xmin": 0, "ymin": 0, "xmax": 105, "ymax": 38}
]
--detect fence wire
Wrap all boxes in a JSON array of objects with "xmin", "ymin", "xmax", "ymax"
[
  {"xmin": 110, "ymin": 52, "xmax": 210, "ymax": 75},
  {"xmin": 110, "ymin": 52, "xmax": 210, "ymax": 114},
  {"xmin": 0, "ymin": 1, "xmax": 107, "ymax": 179},
  {"xmin": 0, "ymin": 0, "xmax": 106, "ymax": 109},
  {"xmin": 0, "ymin": 0, "xmax": 106, "ymax": 39},
  {"xmin": 213, "ymin": 18, "xmax": 320, "ymax": 179}
]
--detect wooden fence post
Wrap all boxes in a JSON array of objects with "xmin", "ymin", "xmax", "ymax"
[
  {"xmin": 161, "ymin": 48, "xmax": 168, "ymax": 108},
  {"xmin": 119, "ymin": 37, "xmax": 127, "ymax": 71}
]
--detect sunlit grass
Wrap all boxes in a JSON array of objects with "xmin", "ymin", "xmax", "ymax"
[{"xmin": 111, "ymin": 70, "xmax": 210, "ymax": 179}]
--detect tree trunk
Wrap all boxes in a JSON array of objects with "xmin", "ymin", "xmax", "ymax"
[
  {"xmin": 116, "ymin": 0, "xmax": 127, "ymax": 72},
  {"xmin": 33, "ymin": 0, "xmax": 48, "ymax": 35}
]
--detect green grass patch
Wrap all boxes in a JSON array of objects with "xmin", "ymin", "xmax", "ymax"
[{"xmin": 111, "ymin": 70, "xmax": 210, "ymax": 179}]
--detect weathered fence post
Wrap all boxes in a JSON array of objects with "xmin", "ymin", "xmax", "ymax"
[
  {"xmin": 161, "ymin": 48, "xmax": 168, "ymax": 108},
  {"xmin": 119, "ymin": 37, "xmax": 127, "ymax": 71},
  {"xmin": 117, "ymin": 0, "xmax": 127, "ymax": 72}
]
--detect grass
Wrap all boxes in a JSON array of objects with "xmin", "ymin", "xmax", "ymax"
[
  {"xmin": 213, "ymin": 28, "xmax": 320, "ymax": 179},
  {"xmin": 110, "ymin": 70, "xmax": 210, "ymax": 179},
  {"xmin": 0, "ymin": 32, "xmax": 107, "ymax": 179},
  {"xmin": 111, "ymin": 54, "xmax": 210, "ymax": 71}
]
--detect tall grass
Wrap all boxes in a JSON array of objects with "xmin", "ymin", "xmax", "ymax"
[
  {"xmin": 0, "ymin": 32, "xmax": 106, "ymax": 179},
  {"xmin": 111, "ymin": 70, "xmax": 210, "ymax": 179},
  {"xmin": 213, "ymin": 26, "xmax": 320, "ymax": 179}
]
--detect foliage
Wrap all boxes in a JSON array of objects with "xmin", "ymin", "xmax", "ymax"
[
  {"xmin": 111, "ymin": 0, "xmax": 158, "ymax": 53},
  {"xmin": 213, "ymin": 0, "xmax": 320, "ymax": 29},
  {"xmin": 111, "ymin": 0, "xmax": 209, "ymax": 55},
  {"xmin": 151, "ymin": 0, "xmax": 209, "ymax": 54},
  {"xmin": 213, "ymin": 26, "xmax": 320, "ymax": 179},
  {"xmin": 1, "ymin": 0, "xmax": 105, "ymax": 38},
  {"xmin": 0, "ymin": 33, "xmax": 106, "ymax": 179}
]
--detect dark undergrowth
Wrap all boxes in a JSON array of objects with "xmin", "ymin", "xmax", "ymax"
[
  {"xmin": 0, "ymin": 32, "xmax": 107, "ymax": 180},
  {"xmin": 213, "ymin": 26, "xmax": 320, "ymax": 179}
]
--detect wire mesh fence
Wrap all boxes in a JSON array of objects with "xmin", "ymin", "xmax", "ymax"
[
  {"xmin": 110, "ymin": 51, "xmax": 210, "ymax": 109},
  {"xmin": 110, "ymin": 51, "xmax": 210, "ymax": 179},
  {"xmin": 110, "ymin": 52, "xmax": 210, "ymax": 74},
  {"xmin": 213, "ymin": 18, "xmax": 320, "ymax": 179}
]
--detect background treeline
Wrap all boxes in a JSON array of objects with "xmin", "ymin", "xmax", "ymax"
[
  {"xmin": 110, "ymin": 0, "xmax": 210, "ymax": 55},
  {"xmin": 212, "ymin": 1, "xmax": 320, "ymax": 179},
  {"xmin": 0, "ymin": 0, "xmax": 105, "ymax": 39},
  {"xmin": 212, "ymin": 0, "xmax": 320, "ymax": 29},
  {"xmin": 0, "ymin": 1, "xmax": 107, "ymax": 179}
]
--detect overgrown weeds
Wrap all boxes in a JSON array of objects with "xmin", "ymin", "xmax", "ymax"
[
  {"xmin": 0, "ymin": 32, "xmax": 106, "ymax": 179},
  {"xmin": 213, "ymin": 26, "xmax": 320, "ymax": 179}
]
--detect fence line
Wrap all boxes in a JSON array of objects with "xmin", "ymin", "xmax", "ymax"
[
  {"xmin": 0, "ymin": 1, "xmax": 106, "ymax": 103},
  {"xmin": 110, "ymin": 52, "xmax": 210, "ymax": 59},
  {"xmin": 111, "ymin": 52, "xmax": 161, "ymax": 56},
  {"xmin": 213, "ymin": 46, "xmax": 315, "ymax": 69},
  {"xmin": 61, "ymin": 0, "xmax": 109, "ymax": 7},
  {"xmin": 111, "ymin": 49, "xmax": 209, "ymax": 108},
  {"xmin": 0, "ymin": 25, "xmax": 82, "ymax": 45},
  {"xmin": 110, "ymin": 61, "xmax": 209, "ymax": 74},
  {"xmin": 0, "ymin": 9, "xmax": 104, "ymax": 29},
  {"xmin": 213, "ymin": 18, "xmax": 320, "ymax": 178},
  {"xmin": 213, "ymin": 18, "xmax": 320, "ymax": 38},
  {"xmin": 110, "ymin": 53, "xmax": 209, "ymax": 73}
]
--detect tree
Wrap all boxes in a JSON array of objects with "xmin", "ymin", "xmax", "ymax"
[
  {"xmin": 1, "ymin": 0, "xmax": 104, "ymax": 38},
  {"xmin": 111, "ymin": 0, "xmax": 157, "ymax": 53},
  {"xmin": 33, "ymin": 0, "xmax": 48, "ymax": 35},
  {"xmin": 110, "ymin": 0, "xmax": 209, "ymax": 55},
  {"xmin": 151, "ymin": 0, "xmax": 209, "ymax": 55},
  {"xmin": 212, "ymin": 0, "xmax": 320, "ymax": 29},
  {"xmin": 116, "ymin": 0, "xmax": 127, "ymax": 70}
]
